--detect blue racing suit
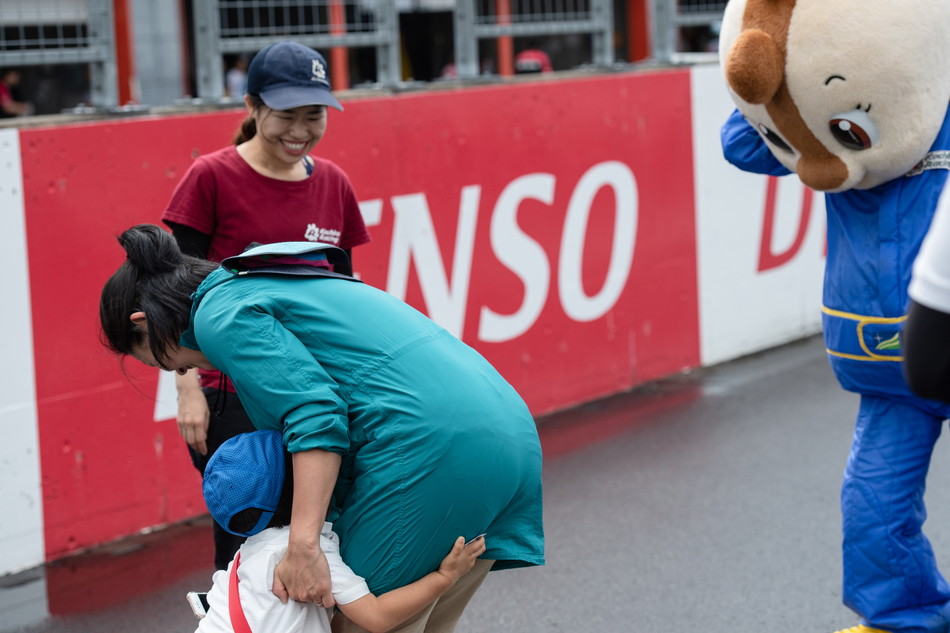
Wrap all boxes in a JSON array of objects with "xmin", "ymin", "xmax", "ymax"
[{"xmin": 722, "ymin": 108, "xmax": 950, "ymax": 633}]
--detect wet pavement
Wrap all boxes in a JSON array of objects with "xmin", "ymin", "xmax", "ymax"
[{"xmin": 7, "ymin": 335, "xmax": 950, "ymax": 632}]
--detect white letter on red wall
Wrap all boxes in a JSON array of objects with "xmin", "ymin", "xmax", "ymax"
[
  {"xmin": 559, "ymin": 161, "xmax": 638, "ymax": 322},
  {"xmin": 387, "ymin": 188, "xmax": 480, "ymax": 338},
  {"xmin": 479, "ymin": 173, "xmax": 555, "ymax": 343},
  {"xmin": 757, "ymin": 176, "xmax": 814, "ymax": 272}
]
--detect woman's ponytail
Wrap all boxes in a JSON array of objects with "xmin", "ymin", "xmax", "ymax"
[{"xmin": 232, "ymin": 94, "xmax": 265, "ymax": 145}]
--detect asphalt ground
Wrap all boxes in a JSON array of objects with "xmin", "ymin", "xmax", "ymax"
[{"xmin": 7, "ymin": 334, "xmax": 950, "ymax": 632}]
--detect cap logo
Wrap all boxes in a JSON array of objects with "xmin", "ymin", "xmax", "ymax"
[{"xmin": 311, "ymin": 59, "xmax": 327, "ymax": 83}]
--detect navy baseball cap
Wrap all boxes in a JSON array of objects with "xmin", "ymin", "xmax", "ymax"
[
  {"xmin": 202, "ymin": 430, "xmax": 287, "ymax": 537},
  {"xmin": 246, "ymin": 41, "xmax": 343, "ymax": 111}
]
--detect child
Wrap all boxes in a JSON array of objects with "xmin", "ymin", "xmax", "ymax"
[{"xmin": 195, "ymin": 430, "xmax": 486, "ymax": 633}]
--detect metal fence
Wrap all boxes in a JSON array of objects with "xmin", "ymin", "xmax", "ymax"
[
  {"xmin": 651, "ymin": 0, "xmax": 726, "ymax": 63},
  {"xmin": 453, "ymin": 0, "xmax": 614, "ymax": 78},
  {"xmin": 191, "ymin": 0, "xmax": 401, "ymax": 99},
  {"xmin": 0, "ymin": 0, "xmax": 728, "ymax": 112},
  {"xmin": 0, "ymin": 0, "xmax": 117, "ymax": 108}
]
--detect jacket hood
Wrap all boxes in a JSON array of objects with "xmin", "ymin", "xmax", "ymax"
[
  {"xmin": 178, "ymin": 241, "xmax": 352, "ymax": 351},
  {"xmin": 179, "ymin": 267, "xmax": 234, "ymax": 351}
]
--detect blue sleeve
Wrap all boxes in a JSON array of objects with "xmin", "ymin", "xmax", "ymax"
[{"xmin": 721, "ymin": 108, "xmax": 792, "ymax": 177}]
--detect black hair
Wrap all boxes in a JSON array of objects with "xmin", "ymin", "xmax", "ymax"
[
  {"xmin": 233, "ymin": 94, "xmax": 266, "ymax": 145},
  {"xmin": 98, "ymin": 224, "xmax": 217, "ymax": 368},
  {"xmin": 226, "ymin": 451, "xmax": 295, "ymax": 533}
]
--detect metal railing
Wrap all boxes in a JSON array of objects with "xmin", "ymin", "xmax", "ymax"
[
  {"xmin": 0, "ymin": 0, "xmax": 117, "ymax": 108},
  {"xmin": 453, "ymin": 0, "xmax": 615, "ymax": 78},
  {"xmin": 651, "ymin": 0, "xmax": 726, "ymax": 63},
  {"xmin": 0, "ymin": 0, "xmax": 728, "ymax": 113},
  {"xmin": 191, "ymin": 0, "xmax": 401, "ymax": 100}
]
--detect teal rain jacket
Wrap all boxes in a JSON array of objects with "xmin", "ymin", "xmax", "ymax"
[{"xmin": 180, "ymin": 244, "xmax": 544, "ymax": 594}]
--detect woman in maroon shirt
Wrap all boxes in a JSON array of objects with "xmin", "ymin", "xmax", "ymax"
[{"xmin": 161, "ymin": 41, "xmax": 370, "ymax": 571}]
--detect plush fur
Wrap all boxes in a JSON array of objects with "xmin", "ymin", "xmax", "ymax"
[{"xmin": 720, "ymin": 0, "xmax": 950, "ymax": 191}]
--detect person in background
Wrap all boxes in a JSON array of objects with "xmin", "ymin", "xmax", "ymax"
[
  {"xmin": 224, "ymin": 54, "xmax": 249, "ymax": 98},
  {"xmin": 195, "ymin": 429, "xmax": 486, "ymax": 633},
  {"xmin": 161, "ymin": 40, "xmax": 371, "ymax": 571},
  {"xmin": 0, "ymin": 69, "xmax": 33, "ymax": 118},
  {"xmin": 514, "ymin": 42, "xmax": 552, "ymax": 74}
]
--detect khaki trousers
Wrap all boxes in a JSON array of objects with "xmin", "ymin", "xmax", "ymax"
[{"xmin": 331, "ymin": 559, "xmax": 494, "ymax": 633}]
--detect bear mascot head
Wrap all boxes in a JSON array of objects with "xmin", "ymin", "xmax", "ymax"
[{"xmin": 719, "ymin": 0, "xmax": 950, "ymax": 192}]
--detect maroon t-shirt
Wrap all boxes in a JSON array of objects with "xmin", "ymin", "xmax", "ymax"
[
  {"xmin": 162, "ymin": 145, "xmax": 371, "ymax": 388},
  {"xmin": 163, "ymin": 146, "xmax": 370, "ymax": 261}
]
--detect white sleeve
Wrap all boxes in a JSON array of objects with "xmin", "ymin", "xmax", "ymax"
[
  {"xmin": 322, "ymin": 529, "xmax": 371, "ymax": 605},
  {"xmin": 911, "ymin": 182, "xmax": 950, "ymax": 313},
  {"xmin": 239, "ymin": 545, "xmax": 314, "ymax": 633}
]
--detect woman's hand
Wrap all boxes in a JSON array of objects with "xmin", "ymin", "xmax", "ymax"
[
  {"xmin": 275, "ymin": 449, "xmax": 340, "ymax": 605},
  {"xmin": 175, "ymin": 369, "xmax": 210, "ymax": 455},
  {"xmin": 436, "ymin": 535, "xmax": 486, "ymax": 584},
  {"xmin": 273, "ymin": 541, "xmax": 335, "ymax": 608}
]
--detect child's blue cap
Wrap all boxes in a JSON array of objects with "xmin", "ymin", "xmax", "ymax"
[
  {"xmin": 246, "ymin": 41, "xmax": 343, "ymax": 111},
  {"xmin": 203, "ymin": 430, "xmax": 286, "ymax": 537}
]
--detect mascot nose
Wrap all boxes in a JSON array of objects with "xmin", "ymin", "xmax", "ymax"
[
  {"xmin": 797, "ymin": 155, "xmax": 849, "ymax": 191},
  {"xmin": 725, "ymin": 29, "xmax": 784, "ymax": 104}
]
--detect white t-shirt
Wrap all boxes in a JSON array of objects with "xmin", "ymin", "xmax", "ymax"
[
  {"xmin": 910, "ymin": 183, "xmax": 950, "ymax": 313},
  {"xmin": 196, "ymin": 522, "xmax": 370, "ymax": 633}
]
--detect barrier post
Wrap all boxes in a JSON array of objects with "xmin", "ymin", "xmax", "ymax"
[
  {"xmin": 496, "ymin": 0, "xmax": 514, "ymax": 77},
  {"xmin": 113, "ymin": 0, "xmax": 138, "ymax": 104},
  {"xmin": 329, "ymin": 0, "xmax": 350, "ymax": 90}
]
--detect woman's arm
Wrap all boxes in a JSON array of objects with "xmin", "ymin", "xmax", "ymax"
[
  {"xmin": 906, "ymin": 183, "xmax": 950, "ymax": 401},
  {"xmin": 167, "ymin": 221, "xmax": 212, "ymax": 259},
  {"xmin": 903, "ymin": 300, "xmax": 950, "ymax": 401},
  {"xmin": 273, "ymin": 449, "xmax": 341, "ymax": 606},
  {"xmin": 338, "ymin": 537, "xmax": 486, "ymax": 633},
  {"xmin": 174, "ymin": 370, "xmax": 210, "ymax": 454}
]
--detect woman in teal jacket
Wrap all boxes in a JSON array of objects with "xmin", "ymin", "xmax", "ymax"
[{"xmin": 99, "ymin": 225, "xmax": 544, "ymax": 631}]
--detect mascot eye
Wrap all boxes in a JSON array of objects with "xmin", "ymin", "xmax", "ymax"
[
  {"xmin": 829, "ymin": 109, "xmax": 880, "ymax": 151},
  {"xmin": 757, "ymin": 123, "xmax": 794, "ymax": 154}
]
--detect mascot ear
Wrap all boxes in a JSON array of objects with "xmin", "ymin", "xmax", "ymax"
[{"xmin": 725, "ymin": 28, "xmax": 784, "ymax": 105}]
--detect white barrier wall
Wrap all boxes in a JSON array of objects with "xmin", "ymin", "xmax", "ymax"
[
  {"xmin": 691, "ymin": 64, "xmax": 825, "ymax": 366},
  {"xmin": 0, "ymin": 128, "xmax": 44, "ymax": 573}
]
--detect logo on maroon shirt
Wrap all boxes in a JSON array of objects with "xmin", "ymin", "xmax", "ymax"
[{"xmin": 305, "ymin": 223, "xmax": 341, "ymax": 244}]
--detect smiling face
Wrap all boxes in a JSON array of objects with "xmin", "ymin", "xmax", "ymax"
[
  {"xmin": 721, "ymin": 0, "xmax": 950, "ymax": 191},
  {"xmin": 247, "ymin": 100, "xmax": 328, "ymax": 170}
]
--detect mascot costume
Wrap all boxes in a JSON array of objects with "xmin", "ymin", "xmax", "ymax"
[{"xmin": 718, "ymin": 1, "xmax": 950, "ymax": 632}]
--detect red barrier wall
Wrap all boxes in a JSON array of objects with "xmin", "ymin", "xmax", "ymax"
[{"xmin": 21, "ymin": 69, "xmax": 700, "ymax": 560}]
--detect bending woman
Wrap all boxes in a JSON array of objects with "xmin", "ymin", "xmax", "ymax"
[{"xmin": 99, "ymin": 225, "xmax": 544, "ymax": 633}]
